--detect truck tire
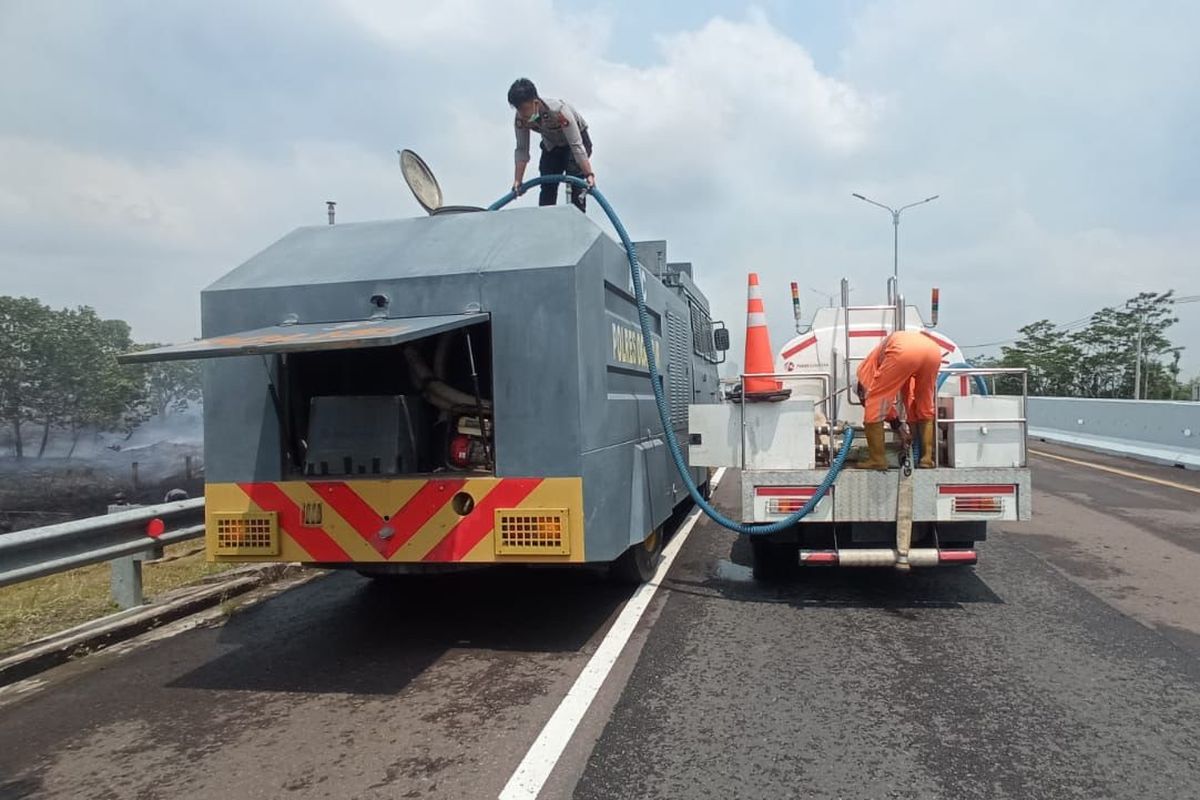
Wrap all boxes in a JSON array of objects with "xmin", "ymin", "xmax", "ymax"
[
  {"xmin": 751, "ymin": 538, "xmax": 798, "ymax": 582},
  {"xmin": 610, "ymin": 527, "xmax": 665, "ymax": 584}
]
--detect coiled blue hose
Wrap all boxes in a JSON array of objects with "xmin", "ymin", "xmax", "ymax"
[{"xmin": 489, "ymin": 175, "xmax": 853, "ymax": 535}]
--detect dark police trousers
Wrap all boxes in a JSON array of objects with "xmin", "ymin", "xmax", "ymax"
[{"xmin": 538, "ymin": 129, "xmax": 593, "ymax": 212}]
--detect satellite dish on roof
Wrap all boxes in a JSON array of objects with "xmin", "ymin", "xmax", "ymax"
[{"xmin": 398, "ymin": 149, "xmax": 484, "ymax": 216}]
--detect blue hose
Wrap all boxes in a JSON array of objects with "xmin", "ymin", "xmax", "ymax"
[
  {"xmin": 489, "ymin": 176, "xmax": 853, "ymax": 535},
  {"xmin": 938, "ymin": 363, "xmax": 989, "ymax": 395}
]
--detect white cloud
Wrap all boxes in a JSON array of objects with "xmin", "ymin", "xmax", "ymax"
[
  {"xmin": 0, "ymin": 136, "xmax": 407, "ymax": 339},
  {"xmin": 1, "ymin": 0, "xmax": 1197, "ymax": 373},
  {"xmin": 592, "ymin": 11, "xmax": 879, "ymax": 174}
]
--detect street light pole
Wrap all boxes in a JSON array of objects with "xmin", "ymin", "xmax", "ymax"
[
  {"xmin": 851, "ymin": 193, "xmax": 940, "ymax": 285},
  {"xmin": 1134, "ymin": 323, "xmax": 1143, "ymax": 400}
]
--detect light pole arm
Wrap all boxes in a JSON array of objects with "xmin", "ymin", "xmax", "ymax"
[
  {"xmin": 852, "ymin": 192, "xmax": 939, "ymax": 284},
  {"xmin": 851, "ymin": 193, "xmax": 896, "ymax": 215},
  {"xmin": 897, "ymin": 195, "xmax": 940, "ymax": 215}
]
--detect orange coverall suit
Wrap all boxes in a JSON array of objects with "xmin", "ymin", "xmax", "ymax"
[{"xmin": 856, "ymin": 331, "xmax": 942, "ymax": 424}]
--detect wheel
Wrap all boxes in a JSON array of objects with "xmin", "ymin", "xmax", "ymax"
[
  {"xmin": 610, "ymin": 526, "xmax": 665, "ymax": 584},
  {"xmin": 751, "ymin": 537, "xmax": 798, "ymax": 582}
]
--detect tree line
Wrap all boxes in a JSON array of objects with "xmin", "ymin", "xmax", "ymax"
[
  {"xmin": 0, "ymin": 296, "xmax": 201, "ymax": 458},
  {"xmin": 975, "ymin": 291, "xmax": 1196, "ymax": 399}
]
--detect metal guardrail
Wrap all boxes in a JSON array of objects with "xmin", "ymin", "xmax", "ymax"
[
  {"xmin": 1028, "ymin": 397, "xmax": 1200, "ymax": 469},
  {"xmin": 0, "ymin": 499, "xmax": 206, "ymax": 608}
]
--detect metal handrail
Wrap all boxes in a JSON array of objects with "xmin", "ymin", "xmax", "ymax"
[
  {"xmin": 938, "ymin": 368, "xmax": 1030, "ymax": 376},
  {"xmin": 736, "ymin": 370, "xmax": 833, "ymax": 470},
  {"xmin": 841, "ymin": 301, "xmax": 902, "ymax": 407},
  {"xmin": 934, "ymin": 366, "xmax": 1030, "ymax": 468},
  {"xmin": 740, "ymin": 370, "xmax": 833, "ymax": 419}
]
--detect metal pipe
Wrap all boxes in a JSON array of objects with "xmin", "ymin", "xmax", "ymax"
[
  {"xmin": 464, "ymin": 332, "xmax": 493, "ymax": 468},
  {"xmin": 841, "ymin": 279, "xmax": 851, "ymax": 409},
  {"xmin": 939, "ymin": 368, "xmax": 1030, "ymax": 376},
  {"xmin": 837, "ymin": 304, "xmax": 900, "ymax": 311}
]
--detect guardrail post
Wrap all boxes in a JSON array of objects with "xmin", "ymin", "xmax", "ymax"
[
  {"xmin": 105, "ymin": 502, "xmax": 162, "ymax": 609},
  {"xmin": 110, "ymin": 555, "xmax": 144, "ymax": 610}
]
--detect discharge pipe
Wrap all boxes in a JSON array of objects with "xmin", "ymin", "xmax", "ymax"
[
  {"xmin": 488, "ymin": 176, "xmax": 854, "ymax": 535},
  {"xmin": 403, "ymin": 345, "xmax": 493, "ymax": 414}
]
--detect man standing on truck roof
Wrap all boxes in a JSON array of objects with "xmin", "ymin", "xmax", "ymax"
[
  {"xmin": 855, "ymin": 331, "xmax": 942, "ymax": 470},
  {"xmin": 508, "ymin": 78, "xmax": 595, "ymax": 212}
]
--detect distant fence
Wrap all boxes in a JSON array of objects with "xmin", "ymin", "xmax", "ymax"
[{"xmin": 1027, "ymin": 397, "xmax": 1200, "ymax": 470}]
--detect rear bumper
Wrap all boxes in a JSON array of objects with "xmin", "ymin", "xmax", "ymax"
[
  {"xmin": 204, "ymin": 477, "xmax": 585, "ymax": 564},
  {"xmin": 742, "ymin": 468, "xmax": 1032, "ymax": 524},
  {"xmin": 799, "ymin": 548, "xmax": 977, "ymax": 567}
]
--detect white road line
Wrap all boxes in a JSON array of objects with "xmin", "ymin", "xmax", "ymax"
[{"xmin": 498, "ymin": 467, "xmax": 726, "ymax": 800}]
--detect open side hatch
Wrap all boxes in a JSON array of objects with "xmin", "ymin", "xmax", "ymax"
[
  {"xmin": 121, "ymin": 314, "xmax": 494, "ymax": 478},
  {"xmin": 118, "ymin": 314, "xmax": 487, "ymax": 363}
]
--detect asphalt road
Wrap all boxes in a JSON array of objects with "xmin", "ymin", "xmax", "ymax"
[{"xmin": 1, "ymin": 443, "xmax": 1199, "ymax": 799}]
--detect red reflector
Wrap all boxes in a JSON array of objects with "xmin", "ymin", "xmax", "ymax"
[
  {"xmin": 848, "ymin": 329, "xmax": 889, "ymax": 338},
  {"xmin": 939, "ymin": 550, "xmax": 977, "ymax": 564},
  {"xmin": 800, "ymin": 550, "xmax": 838, "ymax": 564},
  {"xmin": 755, "ymin": 486, "xmax": 818, "ymax": 497},
  {"xmin": 146, "ymin": 518, "xmax": 166, "ymax": 539},
  {"xmin": 938, "ymin": 484, "xmax": 1016, "ymax": 495}
]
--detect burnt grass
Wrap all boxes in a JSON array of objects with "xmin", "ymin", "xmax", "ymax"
[{"xmin": 0, "ymin": 445, "xmax": 204, "ymax": 532}]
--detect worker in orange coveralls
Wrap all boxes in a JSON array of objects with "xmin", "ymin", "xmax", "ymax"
[
  {"xmin": 855, "ymin": 331, "xmax": 941, "ymax": 470},
  {"xmin": 884, "ymin": 378, "xmax": 917, "ymax": 446}
]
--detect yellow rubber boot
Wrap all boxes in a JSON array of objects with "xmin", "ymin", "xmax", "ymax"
[
  {"xmin": 856, "ymin": 421, "xmax": 890, "ymax": 470},
  {"xmin": 917, "ymin": 420, "xmax": 935, "ymax": 468}
]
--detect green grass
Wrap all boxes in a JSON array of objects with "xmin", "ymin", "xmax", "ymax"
[{"xmin": 0, "ymin": 543, "xmax": 233, "ymax": 654}]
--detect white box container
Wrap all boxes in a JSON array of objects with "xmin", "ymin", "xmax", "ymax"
[
  {"xmin": 688, "ymin": 404, "xmax": 741, "ymax": 467},
  {"xmin": 688, "ymin": 400, "xmax": 816, "ymax": 470},
  {"xmin": 940, "ymin": 395, "xmax": 1025, "ymax": 468}
]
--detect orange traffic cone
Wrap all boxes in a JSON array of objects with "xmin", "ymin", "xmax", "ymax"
[{"xmin": 743, "ymin": 273, "xmax": 791, "ymax": 401}]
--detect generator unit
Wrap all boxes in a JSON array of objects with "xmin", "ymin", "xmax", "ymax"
[{"xmin": 123, "ymin": 205, "xmax": 724, "ymax": 581}]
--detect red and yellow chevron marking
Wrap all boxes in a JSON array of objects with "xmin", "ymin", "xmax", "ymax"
[{"xmin": 205, "ymin": 477, "xmax": 585, "ymax": 564}]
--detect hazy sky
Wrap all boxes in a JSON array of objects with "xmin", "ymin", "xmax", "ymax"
[{"xmin": 2, "ymin": 0, "xmax": 1198, "ymax": 373}]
